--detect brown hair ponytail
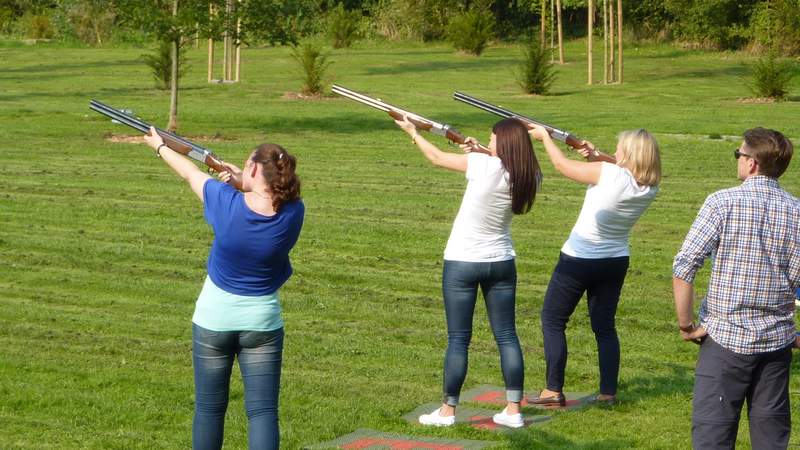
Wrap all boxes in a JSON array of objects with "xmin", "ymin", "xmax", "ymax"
[
  {"xmin": 492, "ymin": 118, "xmax": 541, "ymax": 215},
  {"xmin": 251, "ymin": 143, "xmax": 301, "ymax": 212}
]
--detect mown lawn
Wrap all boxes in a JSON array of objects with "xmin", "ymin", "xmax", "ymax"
[{"xmin": 0, "ymin": 38, "xmax": 798, "ymax": 449}]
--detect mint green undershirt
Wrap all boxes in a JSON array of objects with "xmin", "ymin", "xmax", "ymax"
[{"xmin": 192, "ymin": 276, "xmax": 284, "ymax": 332}]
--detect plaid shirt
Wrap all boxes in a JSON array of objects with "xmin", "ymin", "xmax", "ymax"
[{"xmin": 673, "ymin": 176, "xmax": 800, "ymax": 354}]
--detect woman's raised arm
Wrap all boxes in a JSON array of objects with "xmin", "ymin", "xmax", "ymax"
[
  {"xmin": 144, "ymin": 126, "xmax": 211, "ymax": 201},
  {"xmin": 529, "ymin": 124, "xmax": 602, "ymax": 185},
  {"xmin": 394, "ymin": 116, "xmax": 469, "ymax": 173}
]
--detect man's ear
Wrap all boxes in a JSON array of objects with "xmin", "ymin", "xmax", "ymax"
[{"xmin": 749, "ymin": 158, "xmax": 760, "ymax": 176}]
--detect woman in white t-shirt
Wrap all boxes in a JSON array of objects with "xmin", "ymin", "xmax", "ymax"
[
  {"xmin": 527, "ymin": 125, "xmax": 661, "ymax": 406},
  {"xmin": 394, "ymin": 115, "xmax": 542, "ymax": 428}
]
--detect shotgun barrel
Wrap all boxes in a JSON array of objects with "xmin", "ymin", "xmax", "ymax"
[
  {"xmin": 332, "ymin": 85, "xmax": 491, "ymax": 155},
  {"xmin": 453, "ymin": 92, "xmax": 598, "ymax": 156},
  {"xmin": 89, "ymin": 100, "xmax": 238, "ymax": 185}
]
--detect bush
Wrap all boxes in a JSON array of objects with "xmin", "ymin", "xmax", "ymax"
[
  {"xmin": 22, "ymin": 13, "xmax": 54, "ymax": 39},
  {"xmin": 750, "ymin": 0, "xmax": 800, "ymax": 56},
  {"xmin": 516, "ymin": 38, "xmax": 556, "ymax": 95},
  {"xmin": 291, "ymin": 42, "xmax": 331, "ymax": 95},
  {"xmin": 66, "ymin": 0, "xmax": 115, "ymax": 46},
  {"xmin": 370, "ymin": 0, "xmax": 459, "ymax": 42},
  {"xmin": 141, "ymin": 41, "xmax": 187, "ymax": 90},
  {"xmin": 749, "ymin": 53, "xmax": 795, "ymax": 100},
  {"xmin": 447, "ymin": 9, "xmax": 494, "ymax": 56},
  {"xmin": 327, "ymin": 3, "xmax": 362, "ymax": 49}
]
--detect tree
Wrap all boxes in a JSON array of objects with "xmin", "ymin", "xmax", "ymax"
[
  {"xmin": 555, "ymin": 0, "xmax": 564, "ymax": 64},
  {"xmin": 617, "ymin": 0, "xmax": 623, "ymax": 83},
  {"xmin": 114, "ymin": 0, "xmax": 222, "ymax": 131},
  {"xmin": 587, "ymin": 0, "xmax": 593, "ymax": 84}
]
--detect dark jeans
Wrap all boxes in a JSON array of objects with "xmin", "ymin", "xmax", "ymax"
[
  {"xmin": 441, "ymin": 259, "xmax": 524, "ymax": 406},
  {"xmin": 540, "ymin": 252, "xmax": 629, "ymax": 395},
  {"xmin": 692, "ymin": 337, "xmax": 792, "ymax": 450},
  {"xmin": 192, "ymin": 323, "xmax": 284, "ymax": 450}
]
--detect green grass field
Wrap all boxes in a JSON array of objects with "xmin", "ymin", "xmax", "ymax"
[{"xmin": 0, "ymin": 38, "xmax": 799, "ymax": 449}]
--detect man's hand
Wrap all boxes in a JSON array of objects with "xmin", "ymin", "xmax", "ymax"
[{"xmin": 680, "ymin": 324, "xmax": 707, "ymax": 345}]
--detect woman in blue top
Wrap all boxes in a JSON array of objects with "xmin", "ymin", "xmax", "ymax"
[{"xmin": 143, "ymin": 128, "xmax": 304, "ymax": 450}]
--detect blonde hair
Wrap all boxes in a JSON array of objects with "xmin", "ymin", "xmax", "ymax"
[{"xmin": 616, "ymin": 129, "xmax": 661, "ymax": 187}]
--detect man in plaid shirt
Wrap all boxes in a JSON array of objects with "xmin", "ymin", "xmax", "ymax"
[{"xmin": 673, "ymin": 127, "xmax": 798, "ymax": 450}]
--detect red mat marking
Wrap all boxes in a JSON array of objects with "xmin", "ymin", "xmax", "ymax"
[
  {"xmin": 466, "ymin": 416, "xmax": 499, "ymax": 430},
  {"xmin": 341, "ymin": 438, "xmax": 463, "ymax": 449},
  {"xmin": 472, "ymin": 391, "xmax": 530, "ymax": 406}
]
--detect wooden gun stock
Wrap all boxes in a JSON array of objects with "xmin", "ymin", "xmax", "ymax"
[
  {"xmin": 89, "ymin": 100, "xmax": 242, "ymax": 190},
  {"xmin": 332, "ymin": 85, "xmax": 491, "ymax": 155}
]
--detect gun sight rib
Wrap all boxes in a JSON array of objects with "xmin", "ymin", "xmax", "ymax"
[
  {"xmin": 453, "ymin": 92, "xmax": 576, "ymax": 147},
  {"xmin": 89, "ymin": 99, "xmax": 241, "ymax": 188},
  {"xmin": 90, "ymin": 100, "xmax": 205, "ymax": 154}
]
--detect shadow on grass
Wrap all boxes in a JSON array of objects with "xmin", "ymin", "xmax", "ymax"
[
  {"xmin": 0, "ymin": 58, "xmax": 140, "ymax": 75},
  {"xmin": 508, "ymin": 428, "xmax": 633, "ymax": 449},
  {"xmin": 364, "ymin": 58, "xmax": 517, "ymax": 76},
  {"xmin": 253, "ymin": 111, "xmax": 506, "ymax": 135},
  {"xmin": 0, "ymin": 86, "xmax": 207, "ymax": 103},
  {"xmin": 651, "ymin": 65, "xmax": 750, "ymax": 82},
  {"xmin": 622, "ymin": 362, "xmax": 695, "ymax": 403}
]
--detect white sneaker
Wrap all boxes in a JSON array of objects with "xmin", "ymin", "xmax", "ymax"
[
  {"xmin": 419, "ymin": 407, "xmax": 455, "ymax": 427},
  {"xmin": 492, "ymin": 407, "xmax": 524, "ymax": 428}
]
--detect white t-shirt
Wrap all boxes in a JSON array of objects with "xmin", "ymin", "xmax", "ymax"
[
  {"xmin": 444, "ymin": 153, "xmax": 515, "ymax": 262},
  {"xmin": 561, "ymin": 162, "xmax": 658, "ymax": 258}
]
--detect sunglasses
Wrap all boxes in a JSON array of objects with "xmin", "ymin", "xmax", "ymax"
[{"xmin": 733, "ymin": 149, "xmax": 754, "ymax": 160}]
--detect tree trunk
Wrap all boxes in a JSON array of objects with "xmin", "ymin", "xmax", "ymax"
[
  {"xmin": 540, "ymin": 0, "xmax": 546, "ymax": 48},
  {"xmin": 207, "ymin": 3, "xmax": 214, "ymax": 83},
  {"xmin": 556, "ymin": 0, "xmax": 564, "ymax": 64},
  {"xmin": 603, "ymin": 0, "xmax": 608, "ymax": 84},
  {"xmin": 550, "ymin": 0, "xmax": 555, "ymax": 62},
  {"xmin": 609, "ymin": 0, "xmax": 615, "ymax": 82},
  {"xmin": 167, "ymin": 0, "xmax": 179, "ymax": 132},
  {"xmin": 234, "ymin": 5, "xmax": 241, "ymax": 82},
  {"xmin": 588, "ymin": 0, "xmax": 593, "ymax": 84},
  {"xmin": 617, "ymin": 0, "xmax": 623, "ymax": 83}
]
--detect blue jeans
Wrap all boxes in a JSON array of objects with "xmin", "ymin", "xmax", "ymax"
[
  {"xmin": 192, "ymin": 324, "xmax": 284, "ymax": 450},
  {"xmin": 541, "ymin": 253, "xmax": 629, "ymax": 395},
  {"xmin": 441, "ymin": 259, "xmax": 524, "ymax": 406}
]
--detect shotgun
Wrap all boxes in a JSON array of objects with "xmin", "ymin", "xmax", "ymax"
[
  {"xmin": 453, "ymin": 92, "xmax": 601, "ymax": 158},
  {"xmin": 331, "ymin": 85, "xmax": 492, "ymax": 155},
  {"xmin": 89, "ymin": 100, "xmax": 242, "ymax": 189}
]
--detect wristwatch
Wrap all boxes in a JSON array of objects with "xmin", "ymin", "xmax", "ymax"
[{"xmin": 679, "ymin": 323, "xmax": 695, "ymax": 332}]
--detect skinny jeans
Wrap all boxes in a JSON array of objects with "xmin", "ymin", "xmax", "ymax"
[
  {"xmin": 441, "ymin": 259, "xmax": 524, "ymax": 406},
  {"xmin": 192, "ymin": 323, "xmax": 284, "ymax": 450},
  {"xmin": 540, "ymin": 252, "xmax": 629, "ymax": 395}
]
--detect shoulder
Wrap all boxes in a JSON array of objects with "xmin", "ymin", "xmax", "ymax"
[
  {"xmin": 467, "ymin": 152, "xmax": 503, "ymax": 176},
  {"xmin": 205, "ymin": 179, "xmax": 238, "ymax": 197},
  {"xmin": 280, "ymin": 199, "xmax": 305, "ymax": 220}
]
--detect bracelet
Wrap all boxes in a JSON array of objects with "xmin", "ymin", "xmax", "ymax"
[{"xmin": 156, "ymin": 143, "xmax": 166, "ymax": 158}]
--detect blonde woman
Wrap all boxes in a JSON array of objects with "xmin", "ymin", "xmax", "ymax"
[{"xmin": 528, "ymin": 126, "xmax": 661, "ymax": 405}]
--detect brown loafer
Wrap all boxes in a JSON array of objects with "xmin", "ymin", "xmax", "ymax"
[
  {"xmin": 529, "ymin": 391, "xmax": 566, "ymax": 407},
  {"xmin": 591, "ymin": 394, "xmax": 616, "ymax": 405}
]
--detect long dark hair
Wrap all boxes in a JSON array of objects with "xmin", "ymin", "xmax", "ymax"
[
  {"xmin": 492, "ymin": 118, "xmax": 540, "ymax": 215},
  {"xmin": 251, "ymin": 143, "xmax": 301, "ymax": 212}
]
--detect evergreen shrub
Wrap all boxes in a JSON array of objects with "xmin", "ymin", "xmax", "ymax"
[
  {"xmin": 327, "ymin": 3, "xmax": 362, "ymax": 49},
  {"xmin": 447, "ymin": 9, "xmax": 494, "ymax": 56},
  {"xmin": 750, "ymin": 53, "xmax": 795, "ymax": 100},
  {"xmin": 516, "ymin": 38, "xmax": 556, "ymax": 95},
  {"xmin": 291, "ymin": 42, "xmax": 331, "ymax": 95}
]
